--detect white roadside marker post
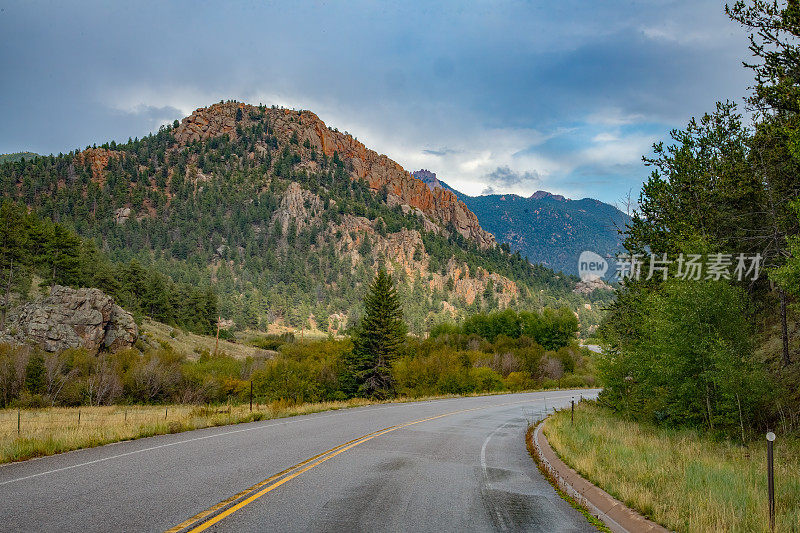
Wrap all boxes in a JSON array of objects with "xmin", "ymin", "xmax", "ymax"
[{"xmin": 767, "ymin": 431, "xmax": 776, "ymax": 531}]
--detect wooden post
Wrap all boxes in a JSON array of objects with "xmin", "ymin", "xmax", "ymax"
[
  {"xmin": 17, "ymin": 408, "xmax": 20, "ymax": 435},
  {"xmin": 571, "ymin": 398, "xmax": 575, "ymax": 424}
]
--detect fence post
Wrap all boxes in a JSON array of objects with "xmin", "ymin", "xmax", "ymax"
[
  {"xmin": 165, "ymin": 406, "xmax": 168, "ymax": 420},
  {"xmin": 78, "ymin": 409, "xmax": 81, "ymax": 426},
  {"xmin": 17, "ymin": 408, "xmax": 20, "ymax": 435}
]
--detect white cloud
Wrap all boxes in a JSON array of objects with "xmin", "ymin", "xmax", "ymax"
[
  {"xmin": 586, "ymin": 107, "xmax": 645, "ymax": 127},
  {"xmin": 592, "ymin": 132, "xmax": 620, "ymax": 143}
]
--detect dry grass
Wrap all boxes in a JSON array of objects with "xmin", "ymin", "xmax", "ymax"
[
  {"xmin": 0, "ymin": 388, "xmax": 593, "ymax": 465},
  {"xmin": 140, "ymin": 319, "xmax": 273, "ymax": 360},
  {"xmin": 140, "ymin": 320, "xmax": 334, "ymax": 361},
  {"xmin": 0, "ymin": 389, "xmax": 530, "ymax": 464},
  {"xmin": 544, "ymin": 403, "xmax": 800, "ymax": 533},
  {"xmin": 0, "ymin": 399, "xmax": 375, "ymax": 464}
]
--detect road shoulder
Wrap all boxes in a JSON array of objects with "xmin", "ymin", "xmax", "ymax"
[{"xmin": 529, "ymin": 418, "xmax": 670, "ymax": 533}]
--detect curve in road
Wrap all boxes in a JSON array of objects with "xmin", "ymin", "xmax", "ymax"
[{"xmin": 0, "ymin": 389, "xmax": 599, "ymax": 532}]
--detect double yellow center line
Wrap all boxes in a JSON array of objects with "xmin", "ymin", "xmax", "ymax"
[{"xmin": 167, "ymin": 396, "xmax": 570, "ymax": 532}]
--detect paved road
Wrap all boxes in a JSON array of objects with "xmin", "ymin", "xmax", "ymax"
[{"xmin": 0, "ymin": 390, "xmax": 599, "ymax": 532}]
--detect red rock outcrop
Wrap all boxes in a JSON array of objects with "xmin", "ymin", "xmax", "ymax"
[
  {"xmin": 73, "ymin": 148, "xmax": 124, "ymax": 187},
  {"xmin": 173, "ymin": 102, "xmax": 495, "ymax": 249},
  {"xmin": 325, "ymin": 215, "xmax": 518, "ymax": 307}
]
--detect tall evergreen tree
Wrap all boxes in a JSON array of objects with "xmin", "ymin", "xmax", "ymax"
[{"xmin": 349, "ymin": 268, "xmax": 407, "ymax": 398}]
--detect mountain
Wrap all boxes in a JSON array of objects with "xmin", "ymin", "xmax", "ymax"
[
  {"xmin": 0, "ymin": 101, "xmax": 611, "ymax": 335},
  {"xmin": 0, "ymin": 152, "xmax": 38, "ymax": 164},
  {"xmin": 412, "ymin": 170, "xmax": 630, "ymax": 275}
]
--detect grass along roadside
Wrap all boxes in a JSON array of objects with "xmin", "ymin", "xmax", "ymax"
[
  {"xmin": 0, "ymin": 399, "xmax": 379, "ymax": 464},
  {"xmin": 544, "ymin": 402, "xmax": 800, "ymax": 532}
]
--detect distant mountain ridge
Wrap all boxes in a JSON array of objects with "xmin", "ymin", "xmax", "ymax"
[
  {"xmin": 412, "ymin": 169, "xmax": 629, "ymax": 274},
  {"xmin": 0, "ymin": 152, "xmax": 38, "ymax": 164}
]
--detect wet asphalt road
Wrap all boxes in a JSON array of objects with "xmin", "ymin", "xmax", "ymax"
[{"xmin": 0, "ymin": 389, "xmax": 599, "ymax": 532}]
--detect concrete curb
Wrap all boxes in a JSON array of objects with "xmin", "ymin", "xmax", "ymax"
[{"xmin": 532, "ymin": 419, "xmax": 671, "ymax": 533}]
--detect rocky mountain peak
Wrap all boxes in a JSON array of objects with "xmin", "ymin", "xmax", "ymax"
[
  {"xmin": 173, "ymin": 102, "xmax": 495, "ymax": 249},
  {"xmin": 412, "ymin": 169, "xmax": 442, "ymax": 191},
  {"xmin": 530, "ymin": 190, "xmax": 567, "ymax": 201}
]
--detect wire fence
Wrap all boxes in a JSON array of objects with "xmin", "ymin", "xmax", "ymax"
[{"xmin": 0, "ymin": 404, "xmax": 253, "ymax": 440}]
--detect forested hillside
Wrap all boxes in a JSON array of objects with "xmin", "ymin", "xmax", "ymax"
[
  {"xmin": 0, "ymin": 201, "xmax": 217, "ymax": 335},
  {"xmin": 0, "ymin": 152, "xmax": 38, "ymax": 164},
  {"xmin": 0, "ymin": 103, "xmax": 611, "ymax": 335},
  {"xmin": 457, "ymin": 191, "xmax": 628, "ymax": 275}
]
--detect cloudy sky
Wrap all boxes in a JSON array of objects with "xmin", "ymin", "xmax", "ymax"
[{"xmin": 0, "ymin": 1, "xmax": 754, "ymax": 205}]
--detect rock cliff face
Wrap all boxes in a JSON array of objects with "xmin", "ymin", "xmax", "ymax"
[
  {"xmin": 325, "ymin": 214, "xmax": 519, "ymax": 309},
  {"xmin": 0, "ymin": 286, "xmax": 138, "ymax": 353},
  {"xmin": 272, "ymin": 182, "xmax": 324, "ymax": 233},
  {"xmin": 174, "ymin": 102, "xmax": 495, "ymax": 249},
  {"xmin": 573, "ymin": 278, "xmax": 613, "ymax": 295}
]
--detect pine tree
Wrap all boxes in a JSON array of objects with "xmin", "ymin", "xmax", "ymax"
[
  {"xmin": 0, "ymin": 200, "xmax": 28, "ymax": 328},
  {"xmin": 349, "ymin": 268, "xmax": 407, "ymax": 398},
  {"xmin": 47, "ymin": 224, "xmax": 81, "ymax": 286}
]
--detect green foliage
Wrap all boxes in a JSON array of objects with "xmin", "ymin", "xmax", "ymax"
[
  {"xmin": 605, "ymin": 14, "xmax": 800, "ymax": 433},
  {"xmin": 438, "ymin": 307, "xmax": 578, "ymax": 349},
  {"xmin": 0, "ymin": 152, "xmax": 38, "ymax": 164},
  {"xmin": 600, "ymin": 280, "xmax": 772, "ymax": 435},
  {"xmin": 625, "ymin": 101, "xmax": 760, "ymax": 258},
  {"xmin": 771, "ymin": 200, "xmax": 800, "ymax": 297}
]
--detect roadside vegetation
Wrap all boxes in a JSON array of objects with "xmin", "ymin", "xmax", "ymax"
[
  {"xmin": 598, "ymin": 2, "xmax": 800, "ymax": 438},
  {"xmin": 545, "ymin": 403, "xmax": 800, "ymax": 532},
  {"xmin": 0, "ymin": 270, "xmax": 596, "ymax": 462},
  {"xmin": 0, "ymin": 274, "xmax": 594, "ymax": 409},
  {"xmin": 539, "ymin": 5, "xmax": 800, "ymax": 531}
]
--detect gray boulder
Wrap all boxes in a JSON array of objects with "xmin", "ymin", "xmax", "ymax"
[{"xmin": 0, "ymin": 285, "xmax": 138, "ymax": 353}]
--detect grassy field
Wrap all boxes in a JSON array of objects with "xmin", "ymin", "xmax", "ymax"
[
  {"xmin": 544, "ymin": 403, "xmax": 800, "ymax": 532},
  {"xmin": 139, "ymin": 319, "xmax": 273, "ymax": 360},
  {"xmin": 140, "ymin": 319, "xmax": 333, "ymax": 360},
  {"xmin": 0, "ymin": 399, "xmax": 377, "ymax": 463}
]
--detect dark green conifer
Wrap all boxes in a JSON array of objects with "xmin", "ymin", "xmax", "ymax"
[{"xmin": 349, "ymin": 268, "xmax": 407, "ymax": 398}]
